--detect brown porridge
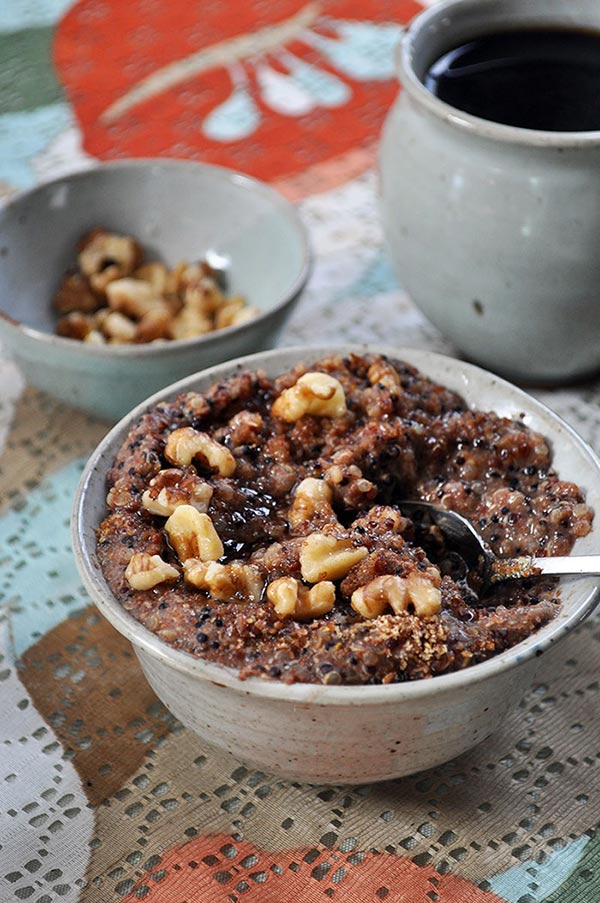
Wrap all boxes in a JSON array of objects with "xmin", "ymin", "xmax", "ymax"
[{"xmin": 97, "ymin": 353, "xmax": 593, "ymax": 685}]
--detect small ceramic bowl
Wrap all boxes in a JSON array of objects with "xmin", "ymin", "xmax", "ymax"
[
  {"xmin": 0, "ymin": 160, "xmax": 311, "ymax": 421},
  {"xmin": 72, "ymin": 345, "xmax": 600, "ymax": 784}
]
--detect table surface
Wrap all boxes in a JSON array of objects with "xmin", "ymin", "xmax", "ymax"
[{"xmin": 1, "ymin": 2, "xmax": 599, "ymax": 902}]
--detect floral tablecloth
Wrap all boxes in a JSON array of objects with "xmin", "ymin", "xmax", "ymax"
[{"xmin": 1, "ymin": 2, "xmax": 599, "ymax": 901}]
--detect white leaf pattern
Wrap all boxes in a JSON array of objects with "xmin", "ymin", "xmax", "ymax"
[{"xmin": 0, "ymin": 609, "xmax": 94, "ymax": 903}]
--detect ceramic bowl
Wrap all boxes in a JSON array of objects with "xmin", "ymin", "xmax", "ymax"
[
  {"xmin": 380, "ymin": 0, "xmax": 600, "ymax": 384},
  {"xmin": 72, "ymin": 345, "xmax": 600, "ymax": 784},
  {"xmin": 0, "ymin": 160, "xmax": 310, "ymax": 421}
]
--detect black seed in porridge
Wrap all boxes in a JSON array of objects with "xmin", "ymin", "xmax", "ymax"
[{"xmin": 97, "ymin": 353, "xmax": 593, "ymax": 685}]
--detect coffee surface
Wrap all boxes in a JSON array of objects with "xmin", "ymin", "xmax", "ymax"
[{"xmin": 424, "ymin": 28, "xmax": 600, "ymax": 131}]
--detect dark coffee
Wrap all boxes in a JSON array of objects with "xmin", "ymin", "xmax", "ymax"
[{"xmin": 424, "ymin": 28, "xmax": 600, "ymax": 131}]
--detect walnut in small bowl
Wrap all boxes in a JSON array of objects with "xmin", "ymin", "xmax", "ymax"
[{"xmin": 55, "ymin": 228, "xmax": 259, "ymax": 345}]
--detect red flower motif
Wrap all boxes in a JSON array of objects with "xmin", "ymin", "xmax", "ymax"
[
  {"xmin": 53, "ymin": 0, "xmax": 421, "ymax": 193},
  {"xmin": 121, "ymin": 832, "xmax": 505, "ymax": 901}
]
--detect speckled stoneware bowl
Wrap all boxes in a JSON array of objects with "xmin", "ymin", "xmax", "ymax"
[
  {"xmin": 0, "ymin": 161, "xmax": 310, "ymax": 421},
  {"xmin": 72, "ymin": 345, "xmax": 600, "ymax": 784},
  {"xmin": 380, "ymin": 0, "xmax": 600, "ymax": 384}
]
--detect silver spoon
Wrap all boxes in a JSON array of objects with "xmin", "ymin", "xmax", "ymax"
[{"xmin": 398, "ymin": 500, "xmax": 600, "ymax": 589}]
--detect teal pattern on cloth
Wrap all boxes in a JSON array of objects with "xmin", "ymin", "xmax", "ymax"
[
  {"xmin": 0, "ymin": 458, "xmax": 88, "ymax": 658},
  {"xmin": 303, "ymin": 21, "xmax": 403, "ymax": 80},
  {"xmin": 0, "ymin": 0, "xmax": 75, "ymax": 188},
  {"xmin": 0, "ymin": 103, "xmax": 72, "ymax": 187},
  {"xmin": 0, "ymin": 0, "xmax": 74, "ymax": 32},
  {"xmin": 489, "ymin": 834, "xmax": 590, "ymax": 902}
]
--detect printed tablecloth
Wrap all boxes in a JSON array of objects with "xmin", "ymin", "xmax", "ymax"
[{"xmin": 0, "ymin": 2, "xmax": 599, "ymax": 901}]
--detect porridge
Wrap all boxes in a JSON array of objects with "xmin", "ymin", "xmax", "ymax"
[{"xmin": 97, "ymin": 353, "xmax": 593, "ymax": 684}]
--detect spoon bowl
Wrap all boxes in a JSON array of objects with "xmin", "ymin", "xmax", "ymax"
[{"xmin": 399, "ymin": 499, "xmax": 600, "ymax": 589}]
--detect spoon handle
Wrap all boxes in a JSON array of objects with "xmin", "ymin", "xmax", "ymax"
[{"xmin": 490, "ymin": 555, "xmax": 600, "ymax": 583}]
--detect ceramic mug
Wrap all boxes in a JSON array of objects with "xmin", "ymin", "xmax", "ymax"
[{"xmin": 380, "ymin": 0, "xmax": 600, "ymax": 384}]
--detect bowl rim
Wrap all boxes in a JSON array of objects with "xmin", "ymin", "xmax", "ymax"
[
  {"xmin": 72, "ymin": 344, "xmax": 600, "ymax": 705},
  {"xmin": 0, "ymin": 158, "xmax": 312, "ymax": 356}
]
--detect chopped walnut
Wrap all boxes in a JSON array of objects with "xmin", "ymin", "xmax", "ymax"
[
  {"xmin": 102, "ymin": 310, "xmax": 137, "ymax": 343},
  {"xmin": 367, "ymin": 358, "xmax": 401, "ymax": 392},
  {"xmin": 77, "ymin": 228, "xmax": 142, "ymax": 278},
  {"xmin": 134, "ymin": 262, "xmax": 169, "ymax": 295},
  {"xmin": 55, "ymin": 230, "xmax": 258, "ymax": 343},
  {"xmin": 53, "ymin": 272, "xmax": 100, "ymax": 314},
  {"xmin": 141, "ymin": 469, "xmax": 213, "ymax": 516},
  {"xmin": 300, "ymin": 532, "xmax": 368, "ymax": 583},
  {"xmin": 288, "ymin": 478, "xmax": 337, "ymax": 530},
  {"xmin": 183, "ymin": 560, "xmax": 263, "ymax": 603},
  {"xmin": 266, "ymin": 577, "xmax": 336, "ymax": 620},
  {"xmin": 56, "ymin": 311, "xmax": 93, "ymax": 340},
  {"xmin": 165, "ymin": 427, "xmax": 236, "ymax": 476},
  {"xmin": 168, "ymin": 305, "xmax": 212, "ymax": 340},
  {"xmin": 272, "ymin": 372, "xmax": 347, "ymax": 422},
  {"xmin": 215, "ymin": 298, "xmax": 259, "ymax": 329},
  {"xmin": 351, "ymin": 568, "xmax": 442, "ymax": 619},
  {"xmin": 106, "ymin": 278, "xmax": 166, "ymax": 319},
  {"xmin": 164, "ymin": 505, "xmax": 223, "ymax": 562},
  {"xmin": 136, "ymin": 306, "xmax": 172, "ymax": 343},
  {"xmin": 83, "ymin": 329, "xmax": 106, "ymax": 345},
  {"xmin": 125, "ymin": 553, "xmax": 179, "ymax": 590},
  {"xmin": 226, "ymin": 410, "xmax": 264, "ymax": 448},
  {"xmin": 89, "ymin": 264, "xmax": 122, "ymax": 297}
]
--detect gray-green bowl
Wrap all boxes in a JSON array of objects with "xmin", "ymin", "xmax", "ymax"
[
  {"xmin": 72, "ymin": 345, "xmax": 600, "ymax": 783},
  {"xmin": 0, "ymin": 160, "xmax": 311, "ymax": 421}
]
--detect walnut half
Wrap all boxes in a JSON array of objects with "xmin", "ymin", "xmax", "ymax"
[
  {"xmin": 300, "ymin": 532, "xmax": 367, "ymax": 583},
  {"xmin": 272, "ymin": 372, "xmax": 346, "ymax": 422},
  {"xmin": 164, "ymin": 505, "xmax": 224, "ymax": 562},
  {"xmin": 125, "ymin": 553, "xmax": 179, "ymax": 590},
  {"xmin": 141, "ymin": 469, "xmax": 213, "ymax": 516},
  {"xmin": 183, "ymin": 560, "xmax": 263, "ymax": 603},
  {"xmin": 351, "ymin": 568, "xmax": 442, "ymax": 619},
  {"xmin": 164, "ymin": 427, "xmax": 236, "ymax": 476},
  {"xmin": 288, "ymin": 478, "xmax": 336, "ymax": 530},
  {"xmin": 266, "ymin": 577, "xmax": 336, "ymax": 620}
]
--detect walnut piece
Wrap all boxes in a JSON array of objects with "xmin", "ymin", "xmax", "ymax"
[
  {"xmin": 351, "ymin": 568, "xmax": 442, "ymax": 619},
  {"xmin": 53, "ymin": 272, "xmax": 100, "ymax": 314},
  {"xmin": 300, "ymin": 532, "xmax": 367, "ymax": 583},
  {"xmin": 136, "ymin": 306, "xmax": 171, "ymax": 343},
  {"xmin": 168, "ymin": 305, "xmax": 212, "ymax": 340},
  {"xmin": 164, "ymin": 427, "xmax": 236, "ymax": 476},
  {"xmin": 141, "ymin": 469, "xmax": 213, "ymax": 516},
  {"xmin": 106, "ymin": 278, "xmax": 166, "ymax": 320},
  {"xmin": 266, "ymin": 577, "xmax": 336, "ymax": 620},
  {"xmin": 89, "ymin": 264, "xmax": 122, "ymax": 297},
  {"xmin": 56, "ymin": 311, "xmax": 93, "ymax": 340},
  {"xmin": 183, "ymin": 560, "xmax": 263, "ymax": 603},
  {"xmin": 272, "ymin": 372, "xmax": 346, "ymax": 422},
  {"xmin": 55, "ymin": 231, "xmax": 258, "ymax": 344},
  {"xmin": 125, "ymin": 553, "xmax": 179, "ymax": 590},
  {"xmin": 288, "ymin": 478, "xmax": 336, "ymax": 529},
  {"xmin": 367, "ymin": 359, "xmax": 401, "ymax": 392},
  {"xmin": 102, "ymin": 310, "xmax": 137, "ymax": 343},
  {"xmin": 78, "ymin": 229, "xmax": 142, "ymax": 278},
  {"xmin": 134, "ymin": 262, "xmax": 169, "ymax": 294},
  {"xmin": 215, "ymin": 297, "xmax": 259, "ymax": 329},
  {"xmin": 164, "ymin": 505, "xmax": 223, "ymax": 562}
]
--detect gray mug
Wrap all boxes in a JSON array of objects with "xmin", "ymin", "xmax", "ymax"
[{"xmin": 380, "ymin": 0, "xmax": 600, "ymax": 384}]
